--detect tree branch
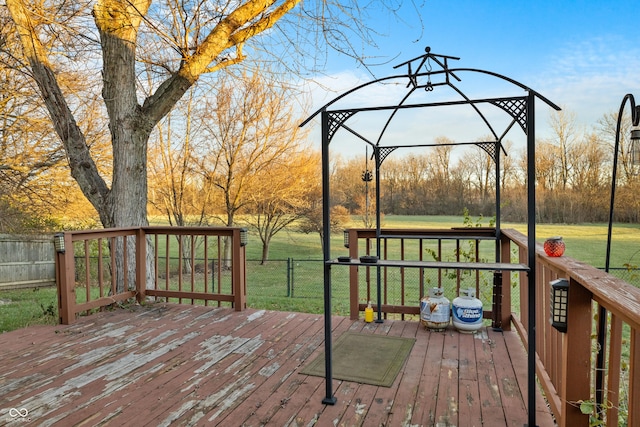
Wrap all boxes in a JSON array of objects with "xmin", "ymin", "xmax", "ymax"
[
  {"xmin": 142, "ymin": 0, "xmax": 300, "ymax": 126},
  {"xmin": 6, "ymin": 0, "xmax": 109, "ymax": 212}
]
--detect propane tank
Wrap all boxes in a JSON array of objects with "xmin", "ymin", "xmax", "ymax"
[
  {"xmin": 420, "ymin": 288, "xmax": 450, "ymax": 331},
  {"xmin": 452, "ymin": 288, "xmax": 483, "ymax": 333}
]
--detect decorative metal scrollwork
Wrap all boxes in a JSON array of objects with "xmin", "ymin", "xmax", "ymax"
[
  {"xmin": 378, "ymin": 146, "xmax": 398, "ymax": 165},
  {"xmin": 395, "ymin": 46, "xmax": 461, "ymax": 92},
  {"xmin": 476, "ymin": 142, "xmax": 499, "ymax": 162},
  {"xmin": 491, "ymin": 98, "xmax": 528, "ymax": 133},
  {"xmin": 327, "ymin": 111, "xmax": 356, "ymax": 144}
]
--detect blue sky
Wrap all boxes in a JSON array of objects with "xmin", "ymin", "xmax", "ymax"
[{"xmin": 302, "ymin": 0, "xmax": 640, "ymax": 158}]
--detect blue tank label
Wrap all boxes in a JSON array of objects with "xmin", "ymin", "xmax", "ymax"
[{"xmin": 453, "ymin": 305, "xmax": 482, "ymax": 323}]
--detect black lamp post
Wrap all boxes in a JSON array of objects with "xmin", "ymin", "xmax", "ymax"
[{"xmin": 600, "ymin": 93, "xmax": 640, "ymax": 412}]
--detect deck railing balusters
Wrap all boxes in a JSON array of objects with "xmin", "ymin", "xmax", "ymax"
[{"xmin": 55, "ymin": 227, "xmax": 247, "ymax": 324}]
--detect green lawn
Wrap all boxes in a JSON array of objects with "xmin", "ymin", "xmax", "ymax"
[
  {"xmin": 0, "ymin": 287, "xmax": 58, "ymax": 333},
  {"xmin": 146, "ymin": 214, "xmax": 640, "ymax": 268},
  {"xmin": 505, "ymin": 221, "xmax": 640, "ymax": 269}
]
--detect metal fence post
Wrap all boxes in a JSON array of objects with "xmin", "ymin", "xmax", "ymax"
[
  {"xmin": 287, "ymin": 258, "xmax": 291, "ymax": 297},
  {"xmin": 288, "ymin": 257, "xmax": 295, "ymax": 298},
  {"xmin": 211, "ymin": 259, "xmax": 215, "ymax": 289}
]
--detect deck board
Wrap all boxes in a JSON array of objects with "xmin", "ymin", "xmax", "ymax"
[{"xmin": 0, "ymin": 304, "xmax": 556, "ymax": 426}]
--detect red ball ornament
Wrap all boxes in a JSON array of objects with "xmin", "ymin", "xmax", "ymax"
[{"xmin": 544, "ymin": 236, "xmax": 565, "ymax": 257}]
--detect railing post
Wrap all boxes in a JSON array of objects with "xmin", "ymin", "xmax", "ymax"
[
  {"xmin": 56, "ymin": 233, "xmax": 75, "ymax": 325},
  {"xmin": 559, "ymin": 278, "xmax": 592, "ymax": 426},
  {"xmin": 491, "ymin": 271, "xmax": 503, "ymax": 329},
  {"xmin": 628, "ymin": 329, "xmax": 640, "ymax": 426},
  {"xmin": 500, "ymin": 234, "xmax": 512, "ymax": 330},
  {"xmin": 136, "ymin": 228, "xmax": 146, "ymax": 303},
  {"xmin": 518, "ymin": 242, "xmax": 529, "ymax": 329},
  {"xmin": 231, "ymin": 228, "xmax": 247, "ymax": 311},
  {"xmin": 348, "ymin": 229, "xmax": 359, "ymax": 320}
]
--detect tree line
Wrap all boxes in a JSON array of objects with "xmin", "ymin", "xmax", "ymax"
[{"xmin": 331, "ymin": 110, "xmax": 640, "ymax": 225}]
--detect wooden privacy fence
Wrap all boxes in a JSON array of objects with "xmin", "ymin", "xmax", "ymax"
[
  {"xmin": 0, "ymin": 234, "xmax": 55, "ymax": 290},
  {"xmin": 55, "ymin": 226, "xmax": 247, "ymax": 324}
]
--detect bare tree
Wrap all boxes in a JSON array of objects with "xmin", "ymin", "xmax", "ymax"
[
  {"xmin": 193, "ymin": 70, "xmax": 308, "ymax": 264},
  {"xmin": 458, "ymin": 141, "xmax": 494, "ymax": 206},
  {"xmin": 548, "ymin": 109, "xmax": 579, "ymax": 190},
  {"xmin": 427, "ymin": 137, "xmax": 453, "ymax": 213},
  {"xmin": 400, "ymin": 154, "xmax": 431, "ymax": 213},
  {"xmin": 568, "ymin": 133, "xmax": 608, "ymax": 192},
  {"xmin": 330, "ymin": 156, "xmax": 372, "ymax": 214},
  {"xmin": 148, "ymin": 88, "xmax": 214, "ymax": 227},
  {"xmin": 598, "ymin": 111, "xmax": 637, "ymax": 184},
  {"xmin": 148, "ymin": 89, "xmax": 217, "ymax": 272},
  {"xmin": 499, "ymin": 140, "xmax": 517, "ymax": 191},
  {"xmin": 298, "ymin": 202, "xmax": 351, "ymax": 251},
  {"xmin": 247, "ymin": 150, "xmax": 321, "ymax": 263},
  {"xmin": 530, "ymin": 142, "xmax": 561, "ymax": 192},
  {"xmin": 197, "ymin": 71, "xmax": 305, "ymax": 227}
]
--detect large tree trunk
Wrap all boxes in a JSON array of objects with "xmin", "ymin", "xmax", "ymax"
[
  {"xmin": 261, "ymin": 241, "xmax": 270, "ymax": 265},
  {"xmin": 94, "ymin": 0, "xmax": 152, "ymax": 229},
  {"xmin": 222, "ymin": 211, "xmax": 235, "ymax": 269},
  {"xmin": 94, "ymin": 1, "xmax": 154, "ymax": 293}
]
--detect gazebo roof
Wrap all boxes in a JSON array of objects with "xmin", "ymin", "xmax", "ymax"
[{"xmin": 301, "ymin": 46, "xmax": 560, "ymax": 163}]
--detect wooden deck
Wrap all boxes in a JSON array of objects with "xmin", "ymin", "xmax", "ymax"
[{"xmin": 0, "ymin": 304, "xmax": 556, "ymax": 426}]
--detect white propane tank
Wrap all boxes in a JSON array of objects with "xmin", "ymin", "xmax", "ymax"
[
  {"xmin": 452, "ymin": 288, "xmax": 483, "ymax": 333},
  {"xmin": 420, "ymin": 287, "xmax": 450, "ymax": 331}
]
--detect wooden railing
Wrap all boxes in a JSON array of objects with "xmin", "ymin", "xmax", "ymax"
[
  {"xmin": 344, "ymin": 227, "xmax": 520, "ymax": 329},
  {"xmin": 503, "ymin": 228, "xmax": 640, "ymax": 427},
  {"xmin": 345, "ymin": 227, "xmax": 640, "ymax": 426},
  {"xmin": 54, "ymin": 226, "xmax": 247, "ymax": 324}
]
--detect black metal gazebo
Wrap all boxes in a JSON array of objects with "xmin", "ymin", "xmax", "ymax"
[{"xmin": 300, "ymin": 46, "xmax": 560, "ymax": 427}]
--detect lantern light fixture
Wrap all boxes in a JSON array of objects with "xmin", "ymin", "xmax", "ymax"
[
  {"xmin": 240, "ymin": 228, "xmax": 248, "ymax": 246},
  {"xmin": 550, "ymin": 278, "xmax": 569, "ymax": 333},
  {"xmin": 343, "ymin": 230, "xmax": 350, "ymax": 248},
  {"xmin": 53, "ymin": 232, "xmax": 65, "ymax": 254}
]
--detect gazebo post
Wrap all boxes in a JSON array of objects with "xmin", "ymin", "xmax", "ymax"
[
  {"xmin": 374, "ymin": 146, "xmax": 384, "ymax": 323},
  {"xmin": 495, "ymin": 139, "xmax": 502, "ymax": 262},
  {"xmin": 321, "ymin": 109, "xmax": 336, "ymax": 405},
  {"xmin": 525, "ymin": 90, "xmax": 538, "ymax": 427}
]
